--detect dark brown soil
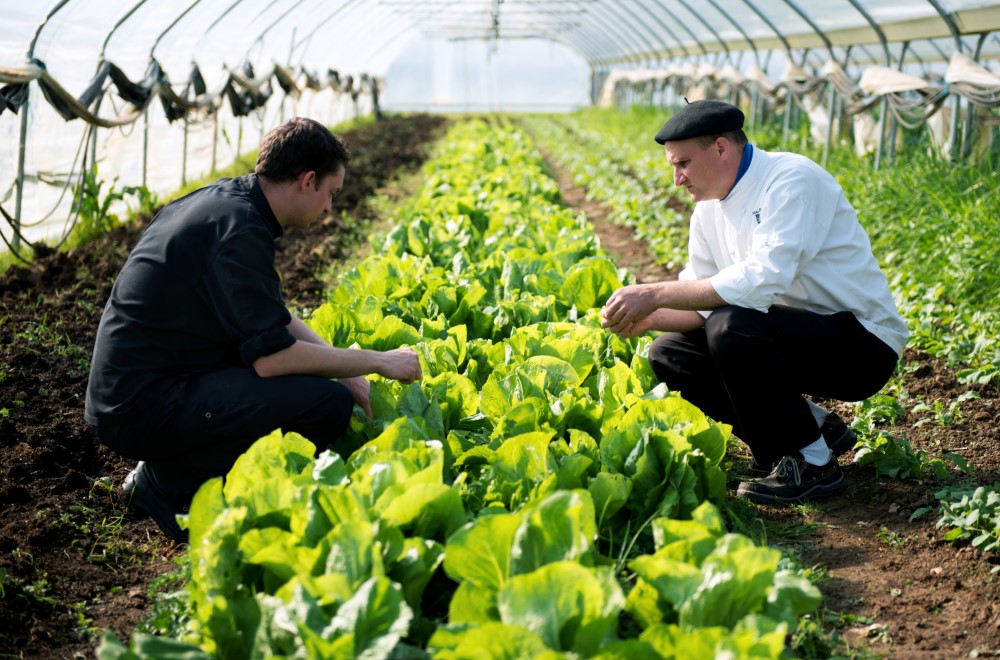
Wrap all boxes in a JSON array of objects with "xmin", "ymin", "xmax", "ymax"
[
  {"xmin": 547, "ymin": 152, "xmax": 1000, "ymax": 658},
  {"xmin": 0, "ymin": 113, "xmax": 447, "ymax": 659}
]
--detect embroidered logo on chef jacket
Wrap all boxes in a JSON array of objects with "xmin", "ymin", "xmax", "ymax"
[{"xmin": 752, "ymin": 208, "xmax": 762, "ymax": 224}]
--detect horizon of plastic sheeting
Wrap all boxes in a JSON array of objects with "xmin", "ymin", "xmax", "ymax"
[
  {"xmin": 0, "ymin": 0, "xmax": 383, "ymax": 251},
  {"xmin": 382, "ymin": 38, "xmax": 590, "ymax": 113}
]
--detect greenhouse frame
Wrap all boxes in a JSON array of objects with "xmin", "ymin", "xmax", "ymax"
[{"xmin": 2, "ymin": 0, "xmax": 999, "ymax": 251}]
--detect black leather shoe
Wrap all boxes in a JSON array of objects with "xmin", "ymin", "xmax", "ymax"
[
  {"xmin": 121, "ymin": 462, "xmax": 190, "ymax": 543},
  {"xmin": 744, "ymin": 412, "xmax": 858, "ymax": 477},
  {"xmin": 822, "ymin": 412, "xmax": 858, "ymax": 457},
  {"xmin": 737, "ymin": 455, "xmax": 846, "ymax": 504}
]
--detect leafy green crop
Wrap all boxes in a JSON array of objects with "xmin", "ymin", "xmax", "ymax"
[{"xmin": 100, "ymin": 118, "xmax": 820, "ymax": 659}]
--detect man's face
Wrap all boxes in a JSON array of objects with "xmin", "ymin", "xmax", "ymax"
[
  {"xmin": 664, "ymin": 138, "xmax": 727, "ymax": 202},
  {"xmin": 293, "ymin": 166, "xmax": 345, "ymax": 229}
]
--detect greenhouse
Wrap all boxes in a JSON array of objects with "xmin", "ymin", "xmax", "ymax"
[{"xmin": 1, "ymin": 0, "xmax": 998, "ymax": 657}]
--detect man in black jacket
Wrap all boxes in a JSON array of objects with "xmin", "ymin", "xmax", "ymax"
[{"xmin": 85, "ymin": 117, "xmax": 421, "ymax": 542}]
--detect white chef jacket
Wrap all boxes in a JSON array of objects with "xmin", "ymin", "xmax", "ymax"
[{"xmin": 678, "ymin": 146, "xmax": 909, "ymax": 356}]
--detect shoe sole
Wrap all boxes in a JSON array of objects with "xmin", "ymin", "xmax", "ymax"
[{"xmin": 735, "ymin": 472, "xmax": 846, "ymax": 505}]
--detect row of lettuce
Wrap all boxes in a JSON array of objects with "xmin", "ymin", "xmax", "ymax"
[
  {"xmin": 100, "ymin": 119, "xmax": 822, "ymax": 658},
  {"xmin": 524, "ymin": 107, "xmax": 1000, "ymax": 555}
]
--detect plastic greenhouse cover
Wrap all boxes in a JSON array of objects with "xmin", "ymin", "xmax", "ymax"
[
  {"xmin": 4, "ymin": 1, "xmax": 1000, "ymax": 82},
  {"xmin": 2, "ymin": 0, "xmax": 999, "ymax": 247}
]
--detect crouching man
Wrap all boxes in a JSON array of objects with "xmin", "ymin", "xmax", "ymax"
[
  {"xmin": 85, "ymin": 117, "xmax": 421, "ymax": 542},
  {"xmin": 601, "ymin": 100, "xmax": 907, "ymax": 504}
]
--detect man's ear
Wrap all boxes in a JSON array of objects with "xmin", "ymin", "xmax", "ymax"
[
  {"xmin": 298, "ymin": 170, "xmax": 317, "ymax": 190},
  {"xmin": 716, "ymin": 137, "xmax": 727, "ymax": 158}
]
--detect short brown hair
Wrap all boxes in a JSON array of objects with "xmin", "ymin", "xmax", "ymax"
[
  {"xmin": 255, "ymin": 117, "xmax": 350, "ymax": 182},
  {"xmin": 696, "ymin": 129, "xmax": 748, "ymax": 150}
]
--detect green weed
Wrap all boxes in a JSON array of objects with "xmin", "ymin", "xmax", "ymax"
[
  {"xmin": 913, "ymin": 484, "xmax": 1000, "ymax": 560},
  {"xmin": 23, "ymin": 577, "xmax": 57, "ymax": 606},
  {"xmin": 72, "ymin": 600, "xmax": 100, "ymax": 639},
  {"xmin": 874, "ymin": 526, "xmax": 912, "ymax": 549},
  {"xmin": 137, "ymin": 563, "xmax": 193, "ymax": 639},
  {"xmin": 69, "ymin": 172, "xmax": 127, "ymax": 247},
  {"xmin": 911, "ymin": 399, "xmax": 964, "ymax": 428},
  {"xmin": 854, "ymin": 433, "xmax": 954, "ymax": 481},
  {"xmin": 12, "ymin": 316, "xmax": 91, "ymax": 375}
]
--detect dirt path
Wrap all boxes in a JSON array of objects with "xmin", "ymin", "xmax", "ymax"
[
  {"xmin": 540, "ymin": 145, "xmax": 678, "ymax": 286},
  {"xmin": 541, "ymin": 150, "xmax": 1000, "ymax": 658}
]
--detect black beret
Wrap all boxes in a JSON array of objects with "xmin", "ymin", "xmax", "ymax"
[{"xmin": 654, "ymin": 100, "xmax": 745, "ymax": 144}]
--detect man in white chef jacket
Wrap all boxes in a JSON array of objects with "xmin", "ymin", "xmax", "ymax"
[{"xmin": 601, "ymin": 99, "xmax": 908, "ymax": 504}]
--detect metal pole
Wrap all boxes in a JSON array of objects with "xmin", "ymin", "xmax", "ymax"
[
  {"xmin": 142, "ymin": 104, "xmax": 149, "ymax": 188},
  {"xmin": 90, "ymin": 99, "xmax": 99, "ymax": 178},
  {"xmin": 211, "ymin": 111, "xmax": 218, "ymax": 173},
  {"xmin": 948, "ymin": 93, "xmax": 961, "ymax": 160},
  {"xmin": 823, "ymin": 83, "xmax": 835, "ymax": 167},
  {"xmin": 14, "ymin": 0, "xmax": 75, "ymax": 250},
  {"xmin": 961, "ymin": 96, "xmax": 973, "ymax": 158},
  {"xmin": 782, "ymin": 91, "xmax": 792, "ymax": 147},
  {"xmin": 182, "ymin": 116, "xmax": 189, "ymax": 187},
  {"xmin": 887, "ymin": 116, "xmax": 898, "ymax": 164},
  {"xmin": 13, "ymin": 91, "xmax": 29, "ymax": 251},
  {"xmin": 962, "ymin": 33, "xmax": 989, "ymax": 159},
  {"xmin": 875, "ymin": 97, "xmax": 888, "ymax": 170}
]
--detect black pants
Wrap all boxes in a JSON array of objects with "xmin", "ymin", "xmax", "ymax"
[
  {"xmin": 93, "ymin": 369, "xmax": 354, "ymax": 495},
  {"xmin": 648, "ymin": 305, "xmax": 900, "ymax": 467}
]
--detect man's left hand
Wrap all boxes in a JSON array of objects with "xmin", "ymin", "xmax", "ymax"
[{"xmin": 339, "ymin": 376, "xmax": 372, "ymax": 417}]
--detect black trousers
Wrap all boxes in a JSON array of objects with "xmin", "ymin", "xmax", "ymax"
[
  {"xmin": 93, "ymin": 369, "xmax": 354, "ymax": 495},
  {"xmin": 648, "ymin": 305, "xmax": 900, "ymax": 467}
]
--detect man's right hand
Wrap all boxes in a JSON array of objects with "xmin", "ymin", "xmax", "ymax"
[{"xmin": 381, "ymin": 347, "xmax": 423, "ymax": 384}]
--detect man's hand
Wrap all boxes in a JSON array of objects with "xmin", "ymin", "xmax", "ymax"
[
  {"xmin": 381, "ymin": 347, "xmax": 423, "ymax": 384},
  {"xmin": 602, "ymin": 305, "xmax": 708, "ymax": 337},
  {"xmin": 601, "ymin": 280, "xmax": 723, "ymax": 337},
  {"xmin": 339, "ymin": 376, "xmax": 372, "ymax": 417},
  {"xmin": 601, "ymin": 283, "xmax": 661, "ymax": 329},
  {"xmin": 602, "ymin": 314, "xmax": 655, "ymax": 338}
]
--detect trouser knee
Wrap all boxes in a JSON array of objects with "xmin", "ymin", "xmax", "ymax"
[
  {"xmin": 648, "ymin": 332, "xmax": 701, "ymax": 391},
  {"xmin": 704, "ymin": 305, "xmax": 763, "ymax": 359},
  {"xmin": 305, "ymin": 380, "xmax": 355, "ymax": 443}
]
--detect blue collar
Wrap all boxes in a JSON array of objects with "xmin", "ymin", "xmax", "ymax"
[{"xmin": 725, "ymin": 143, "xmax": 753, "ymax": 199}]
